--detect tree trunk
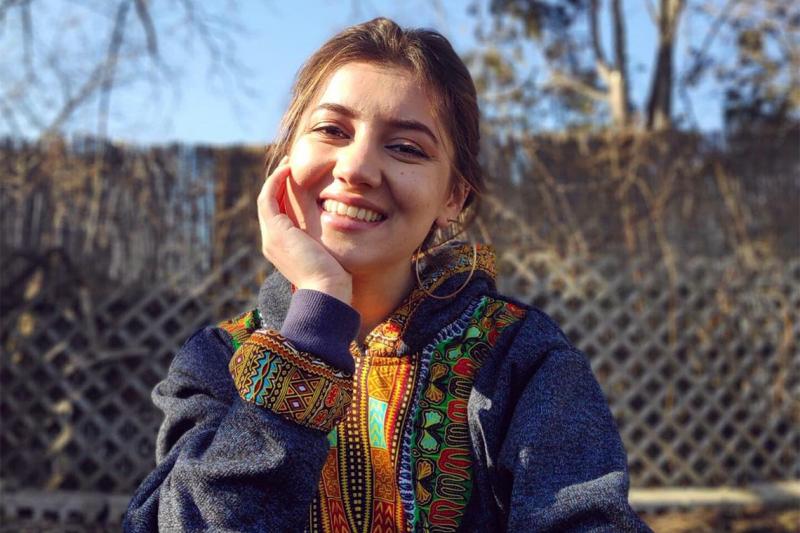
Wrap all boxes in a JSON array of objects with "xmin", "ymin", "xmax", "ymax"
[
  {"xmin": 589, "ymin": 0, "xmax": 630, "ymax": 128},
  {"xmin": 646, "ymin": 0, "xmax": 685, "ymax": 130},
  {"xmin": 610, "ymin": 0, "xmax": 630, "ymax": 127}
]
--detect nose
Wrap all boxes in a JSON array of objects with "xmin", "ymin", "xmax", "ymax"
[{"xmin": 332, "ymin": 133, "xmax": 382, "ymax": 188}]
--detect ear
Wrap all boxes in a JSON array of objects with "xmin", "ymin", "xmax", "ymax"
[{"xmin": 434, "ymin": 178, "xmax": 469, "ymax": 229}]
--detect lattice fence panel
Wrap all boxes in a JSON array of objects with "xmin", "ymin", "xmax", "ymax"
[
  {"xmin": 497, "ymin": 251, "xmax": 800, "ymax": 488},
  {"xmin": 1, "ymin": 247, "xmax": 269, "ymax": 496},
  {"xmin": 1, "ymin": 246, "xmax": 798, "ymax": 522}
]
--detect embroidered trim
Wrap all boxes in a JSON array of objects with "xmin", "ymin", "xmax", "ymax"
[
  {"xmin": 217, "ymin": 309, "xmax": 262, "ymax": 351},
  {"xmin": 228, "ymin": 329, "xmax": 353, "ymax": 432},
  {"xmin": 396, "ymin": 296, "xmax": 483, "ymax": 531},
  {"xmin": 363, "ymin": 243, "xmax": 496, "ymax": 357},
  {"xmin": 405, "ymin": 296, "xmax": 526, "ymax": 531}
]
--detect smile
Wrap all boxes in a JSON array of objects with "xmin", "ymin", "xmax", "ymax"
[{"xmin": 321, "ymin": 199, "xmax": 385, "ymax": 222}]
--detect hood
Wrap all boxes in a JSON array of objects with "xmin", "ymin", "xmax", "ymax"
[{"xmin": 258, "ymin": 241, "xmax": 497, "ymax": 357}]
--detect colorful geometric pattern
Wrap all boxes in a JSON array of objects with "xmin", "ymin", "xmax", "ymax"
[
  {"xmin": 227, "ymin": 329, "xmax": 354, "ymax": 433},
  {"xmin": 406, "ymin": 296, "xmax": 526, "ymax": 531},
  {"xmin": 217, "ymin": 309, "xmax": 262, "ymax": 351},
  {"xmin": 363, "ymin": 243, "xmax": 496, "ymax": 357},
  {"xmin": 307, "ymin": 282, "xmax": 525, "ymax": 533},
  {"xmin": 309, "ymin": 347, "xmax": 417, "ymax": 532}
]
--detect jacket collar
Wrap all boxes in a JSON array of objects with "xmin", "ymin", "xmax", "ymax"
[
  {"xmin": 257, "ymin": 241, "xmax": 497, "ymax": 358},
  {"xmin": 363, "ymin": 242, "xmax": 496, "ymax": 357}
]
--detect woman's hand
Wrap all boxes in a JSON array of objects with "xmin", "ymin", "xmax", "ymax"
[{"xmin": 258, "ymin": 156, "xmax": 353, "ymax": 304}]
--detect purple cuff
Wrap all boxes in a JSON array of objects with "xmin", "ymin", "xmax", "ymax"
[{"xmin": 279, "ymin": 289, "xmax": 360, "ymax": 374}]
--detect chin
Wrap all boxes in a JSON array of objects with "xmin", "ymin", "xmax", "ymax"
[
  {"xmin": 326, "ymin": 247, "xmax": 379, "ymax": 275},
  {"xmin": 320, "ymin": 238, "xmax": 404, "ymax": 277}
]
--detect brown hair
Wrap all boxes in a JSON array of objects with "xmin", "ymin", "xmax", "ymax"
[{"xmin": 266, "ymin": 17, "xmax": 484, "ymax": 246}]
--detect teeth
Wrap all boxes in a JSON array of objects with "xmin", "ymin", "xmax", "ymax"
[{"xmin": 323, "ymin": 199, "xmax": 383, "ymax": 222}]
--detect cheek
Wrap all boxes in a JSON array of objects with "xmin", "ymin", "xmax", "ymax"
[
  {"xmin": 392, "ymin": 171, "xmax": 448, "ymax": 213},
  {"xmin": 289, "ymin": 139, "xmax": 329, "ymax": 189},
  {"xmin": 284, "ymin": 140, "xmax": 329, "ymax": 230}
]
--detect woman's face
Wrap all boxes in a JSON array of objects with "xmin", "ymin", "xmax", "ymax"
[{"xmin": 284, "ymin": 62, "xmax": 464, "ymax": 277}]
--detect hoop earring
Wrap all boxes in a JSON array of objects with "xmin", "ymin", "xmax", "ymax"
[{"xmin": 414, "ymin": 242, "xmax": 478, "ymax": 300}]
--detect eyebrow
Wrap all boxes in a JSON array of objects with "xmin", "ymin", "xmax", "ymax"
[{"xmin": 311, "ymin": 102, "xmax": 440, "ymax": 146}]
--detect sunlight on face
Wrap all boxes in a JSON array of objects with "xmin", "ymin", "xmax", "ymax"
[{"xmin": 284, "ymin": 62, "xmax": 464, "ymax": 277}]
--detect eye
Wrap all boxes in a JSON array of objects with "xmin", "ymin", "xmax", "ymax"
[
  {"xmin": 388, "ymin": 143, "xmax": 429, "ymax": 159},
  {"xmin": 313, "ymin": 124, "xmax": 348, "ymax": 138}
]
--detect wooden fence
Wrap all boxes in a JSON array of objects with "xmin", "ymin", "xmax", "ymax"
[{"xmin": 1, "ymin": 131, "xmax": 798, "ymax": 527}]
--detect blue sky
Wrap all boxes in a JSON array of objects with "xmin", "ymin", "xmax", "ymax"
[
  {"xmin": 2, "ymin": 0, "xmax": 724, "ymax": 145},
  {"xmin": 122, "ymin": 0, "xmax": 483, "ymax": 145}
]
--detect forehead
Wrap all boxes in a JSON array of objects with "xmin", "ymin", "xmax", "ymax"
[{"xmin": 312, "ymin": 62, "xmax": 445, "ymax": 135}]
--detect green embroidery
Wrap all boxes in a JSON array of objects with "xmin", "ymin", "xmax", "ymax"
[
  {"xmin": 410, "ymin": 296, "xmax": 526, "ymax": 531},
  {"xmin": 217, "ymin": 309, "xmax": 262, "ymax": 350}
]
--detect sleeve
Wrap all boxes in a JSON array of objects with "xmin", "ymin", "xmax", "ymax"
[
  {"xmin": 498, "ymin": 342, "xmax": 652, "ymax": 531},
  {"xmin": 123, "ymin": 291, "xmax": 359, "ymax": 532}
]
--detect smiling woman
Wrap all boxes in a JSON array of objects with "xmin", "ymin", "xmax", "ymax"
[
  {"xmin": 123, "ymin": 17, "xmax": 652, "ymax": 533},
  {"xmin": 281, "ymin": 62, "xmax": 467, "ymax": 336}
]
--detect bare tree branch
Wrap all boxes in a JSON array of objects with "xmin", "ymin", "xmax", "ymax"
[
  {"xmin": 13, "ymin": 86, "xmax": 44, "ymax": 130},
  {"xmin": 43, "ymin": 65, "xmax": 107, "ymax": 135},
  {"xmin": 0, "ymin": 0, "xmax": 25, "ymax": 20},
  {"xmin": 676, "ymin": 0, "xmax": 742, "ymax": 129},
  {"xmin": 1, "ymin": 0, "xmax": 253, "ymax": 140},
  {"xmin": 20, "ymin": 0, "xmax": 33, "ymax": 81},
  {"xmin": 97, "ymin": 1, "xmax": 132, "ymax": 137},
  {"xmin": 134, "ymin": 0, "xmax": 159, "ymax": 60},
  {"xmin": 645, "ymin": 0, "xmax": 658, "ymax": 24},
  {"xmin": 682, "ymin": 0, "xmax": 741, "ymax": 87},
  {"xmin": 178, "ymin": 0, "xmax": 221, "ymax": 63},
  {"xmin": 588, "ymin": 0, "xmax": 610, "ymax": 72},
  {"xmin": 0, "ymin": 95, "xmax": 21, "ymax": 135},
  {"xmin": 549, "ymin": 70, "xmax": 608, "ymax": 102}
]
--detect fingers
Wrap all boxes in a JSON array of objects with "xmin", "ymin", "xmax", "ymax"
[
  {"xmin": 254, "ymin": 156, "xmax": 351, "ymax": 296},
  {"xmin": 258, "ymin": 156, "xmax": 296, "ymax": 262},
  {"xmin": 258, "ymin": 155, "xmax": 292, "ymax": 223}
]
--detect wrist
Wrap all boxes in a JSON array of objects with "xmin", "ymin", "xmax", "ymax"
[
  {"xmin": 298, "ymin": 277, "xmax": 352, "ymax": 305},
  {"xmin": 280, "ymin": 289, "xmax": 360, "ymax": 374}
]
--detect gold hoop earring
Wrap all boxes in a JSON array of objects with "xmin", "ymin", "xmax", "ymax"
[{"xmin": 414, "ymin": 242, "xmax": 478, "ymax": 300}]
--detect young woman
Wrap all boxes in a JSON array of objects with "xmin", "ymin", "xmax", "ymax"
[{"xmin": 124, "ymin": 18, "xmax": 651, "ymax": 532}]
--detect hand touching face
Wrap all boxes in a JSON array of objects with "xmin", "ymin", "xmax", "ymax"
[{"xmin": 257, "ymin": 156, "xmax": 353, "ymax": 303}]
